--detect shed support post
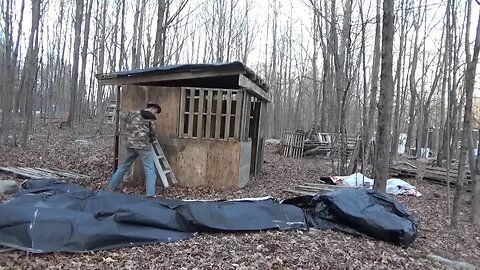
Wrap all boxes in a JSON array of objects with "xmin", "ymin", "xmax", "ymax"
[{"xmin": 114, "ymin": 85, "xmax": 121, "ymax": 171}]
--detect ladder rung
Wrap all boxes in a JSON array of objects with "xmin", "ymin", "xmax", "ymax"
[{"xmin": 164, "ymin": 170, "xmax": 171, "ymax": 174}]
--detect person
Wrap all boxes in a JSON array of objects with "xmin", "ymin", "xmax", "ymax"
[{"xmin": 107, "ymin": 102, "xmax": 161, "ymax": 197}]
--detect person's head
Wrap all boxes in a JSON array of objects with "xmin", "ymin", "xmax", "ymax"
[{"xmin": 146, "ymin": 103, "xmax": 161, "ymax": 114}]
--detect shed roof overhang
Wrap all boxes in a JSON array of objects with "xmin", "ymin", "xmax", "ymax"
[{"xmin": 96, "ymin": 62, "xmax": 271, "ymax": 102}]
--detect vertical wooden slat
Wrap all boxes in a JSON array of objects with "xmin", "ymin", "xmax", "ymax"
[
  {"xmin": 292, "ymin": 133, "xmax": 296, "ymax": 158},
  {"xmin": 240, "ymin": 93, "xmax": 247, "ymax": 140},
  {"xmin": 234, "ymin": 91, "xmax": 243, "ymax": 140},
  {"xmin": 197, "ymin": 89, "xmax": 205, "ymax": 139},
  {"xmin": 215, "ymin": 90, "xmax": 223, "ymax": 139},
  {"xmin": 179, "ymin": 88, "xmax": 186, "ymax": 138},
  {"xmin": 287, "ymin": 133, "xmax": 292, "ymax": 157},
  {"xmin": 205, "ymin": 89, "xmax": 213, "ymax": 139},
  {"xmin": 300, "ymin": 133, "xmax": 305, "ymax": 158},
  {"xmin": 244, "ymin": 95, "xmax": 251, "ymax": 139},
  {"xmin": 298, "ymin": 134, "xmax": 303, "ymax": 158},
  {"xmin": 293, "ymin": 133, "xmax": 296, "ymax": 158},
  {"xmin": 288, "ymin": 133, "xmax": 292, "ymax": 158},
  {"xmin": 224, "ymin": 91, "xmax": 232, "ymax": 140},
  {"xmin": 187, "ymin": 88, "xmax": 195, "ymax": 137},
  {"xmin": 293, "ymin": 133, "xmax": 298, "ymax": 158},
  {"xmin": 287, "ymin": 133, "xmax": 291, "ymax": 157}
]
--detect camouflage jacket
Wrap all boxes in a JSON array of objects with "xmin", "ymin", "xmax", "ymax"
[{"xmin": 125, "ymin": 110, "xmax": 156, "ymax": 150}]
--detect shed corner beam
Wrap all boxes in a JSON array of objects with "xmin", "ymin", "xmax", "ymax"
[{"xmin": 238, "ymin": 74, "xmax": 271, "ymax": 103}]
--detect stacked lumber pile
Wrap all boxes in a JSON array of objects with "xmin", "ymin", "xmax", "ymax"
[
  {"xmin": 390, "ymin": 163, "xmax": 471, "ymax": 191},
  {"xmin": 303, "ymin": 133, "xmax": 359, "ymax": 157}
]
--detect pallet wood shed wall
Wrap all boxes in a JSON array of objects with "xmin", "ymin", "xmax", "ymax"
[{"xmin": 97, "ymin": 62, "xmax": 269, "ymax": 189}]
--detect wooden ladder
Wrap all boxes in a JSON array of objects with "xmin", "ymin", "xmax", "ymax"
[{"xmin": 151, "ymin": 139, "xmax": 177, "ymax": 188}]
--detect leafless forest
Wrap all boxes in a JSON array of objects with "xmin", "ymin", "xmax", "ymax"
[{"xmin": 1, "ymin": 0, "xmax": 480, "ymax": 260}]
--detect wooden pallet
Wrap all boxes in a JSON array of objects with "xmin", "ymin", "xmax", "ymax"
[
  {"xmin": 282, "ymin": 131, "xmax": 306, "ymax": 159},
  {"xmin": 0, "ymin": 167, "xmax": 89, "ymax": 180}
]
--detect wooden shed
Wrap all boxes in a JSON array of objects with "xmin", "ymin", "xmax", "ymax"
[{"xmin": 97, "ymin": 62, "xmax": 270, "ymax": 189}]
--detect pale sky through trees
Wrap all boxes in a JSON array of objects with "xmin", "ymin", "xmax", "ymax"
[
  {"xmin": 4, "ymin": 0, "xmax": 480, "ymax": 107},
  {"xmin": 11, "ymin": 0, "xmax": 480, "ymax": 70}
]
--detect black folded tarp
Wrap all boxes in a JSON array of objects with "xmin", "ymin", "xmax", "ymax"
[
  {"xmin": 0, "ymin": 180, "xmax": 306, "ymax": 253},
  {"xmin": 282, "ymin": 189, "xmax": 417, "ymax": 247},
  {"xmin": 0, "ymin": 180, "xmax": 417, "ymax": 253}
]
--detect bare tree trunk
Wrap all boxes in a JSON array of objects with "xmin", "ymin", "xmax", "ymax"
[
  {"xmin": 78, "ymin": 0, "xmax": 93, "ymax": 125},
  {"xmin": 405, "ymin": 5, "xmax": 421, "ymax": 156},
  {"xmin": 131, "ymin": 0, "xmax": 140, "ymax": 69},
  {"xmin": 271, "ymin": 0, "xmax": 280, "ymax": 138},
  {"xmin": 452, "ymin": 0, "xmax": 480, "ymax": 227},
  {"xmin": 319, "ymin": 0, "xmax": 330, "ymax": 131},
  {"xmin": 1, "ymin": 0, "xmax": 25, "ymax": 145},
  {"xmin": 154, "ymin": 0, "xmax": 166, "ymax": 66},
  {"xmin": 416, "ymin": 2, "xmax": 428, "ymax": 159},
  {"xmin": 119, "ymin": 0, "xmax": 126, "ymax": 70},
  {"xmin": 374, "ymin": 0, "xmax": 394, "ymax": 192},
  {"xmin": 437, "ymin": 0, "xmax": 452, "ymax": 165},
  {"xmin": 67, "ymin": 0, "xmax": 84, "ymax": 127},
  {"xmin": 95, "ymin": 0, "xmax": 107, "ymax": 133},
  {"xmin": 365, "ymin": 0, "xmax": 381, "ymax": 162},
  {"xmin": 391, "ymin": 0, "xmax": 407, "ymax": 159},
  {"xmin": 311, "ymin": 0, "xmax": 320, "ymax": 126},
  {"xmin": 20, "ymin": 0, "xmax": 41, "ymax": 147}
]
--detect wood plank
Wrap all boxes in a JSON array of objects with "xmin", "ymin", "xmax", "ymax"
[
  {"xmin": 33, "ymin": 168, "xmax": 72, "ymax": 178},
  {"xmin": 238, "ymin": 74, "xmax": 271, "ymax": 102},
  {"xmin": 38, "ymin": 168, "xmax": 90, "ymax": 179},
  {"xmin": 206, "ymin": 141, "xmax": 241, "ymax": 188},
  {"xmin": 303, "ymin": 183, "xmax": 361, "ymax": 189},
  {"xmin": 295, "ymin": 185, "xmax": 332, "ymax": 191},
  {"xmin": 187, "ymin": 89, "xmax": 195, "ymax": 137},
  {"xmin": 237, "ymin": 141, "xmax": 252, "ymax": 188},
  {"xmin": 145, "ymin": 86, "xmax": 181, "ymax": 137},
  {"xmin": 285, "ymin": 189, "xmax": 316, "ymax": 196},
  {"xmin": 292, "ymin": 134, "xmax": 299, "ymax": 159},
  {"xmin": 224, "ymin": 91, "xmax": 232, "ymax": 140},
  {"xmin": 234, "ymin": 91, "xmax": 243, "ymax": 140},
  {"xmin": 348, "ymin": 139, "xmax": 361, "ymax": 173},
  {"xmin": 176, "ymin": 140, "xmax": 209, "ymax": 186},
  {"xmin": 241, "ymin": 93, "xmax": 251, "ymax": 140},
  {"xmin": 0, "ymin": 167, "xmax": 40, "ymax": 179},
  {"xmin": 197, "ymin": 89, "xmax": 205, "ymax": 139},
  {"xmin": 98, "ymin": 69, "xmax": 241, "ymax": 86},
  {"xmin": 19, "ymin": 168, "xmax": 48, "ymax": 178},
  {"xmin": 179, "ymin": 87, "xmax": 186, "ymax": 137},
  {"xmin": 205, "ymin": 89, "xmax": 213, "ymax": 138},
  {"xmin": 215, "ymin": 90, "xmax": 222, "ymax": 139},
  {"xmin": 300, "ymin": 134, "xmax": 305, "ymax": 158},
  {"xmin": 283, "ymin": 133, "xmax": 289, "ymax": 156}
]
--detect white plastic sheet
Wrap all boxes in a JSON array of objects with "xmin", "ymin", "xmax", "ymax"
[{"xmin": 329, "ymin": 173, "xmax": 422, "ymax": 197}]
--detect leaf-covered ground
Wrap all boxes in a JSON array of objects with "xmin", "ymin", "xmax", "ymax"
[{"xmin": 0, "ymin": 125, "xmax": 479, "ymax": 269}]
